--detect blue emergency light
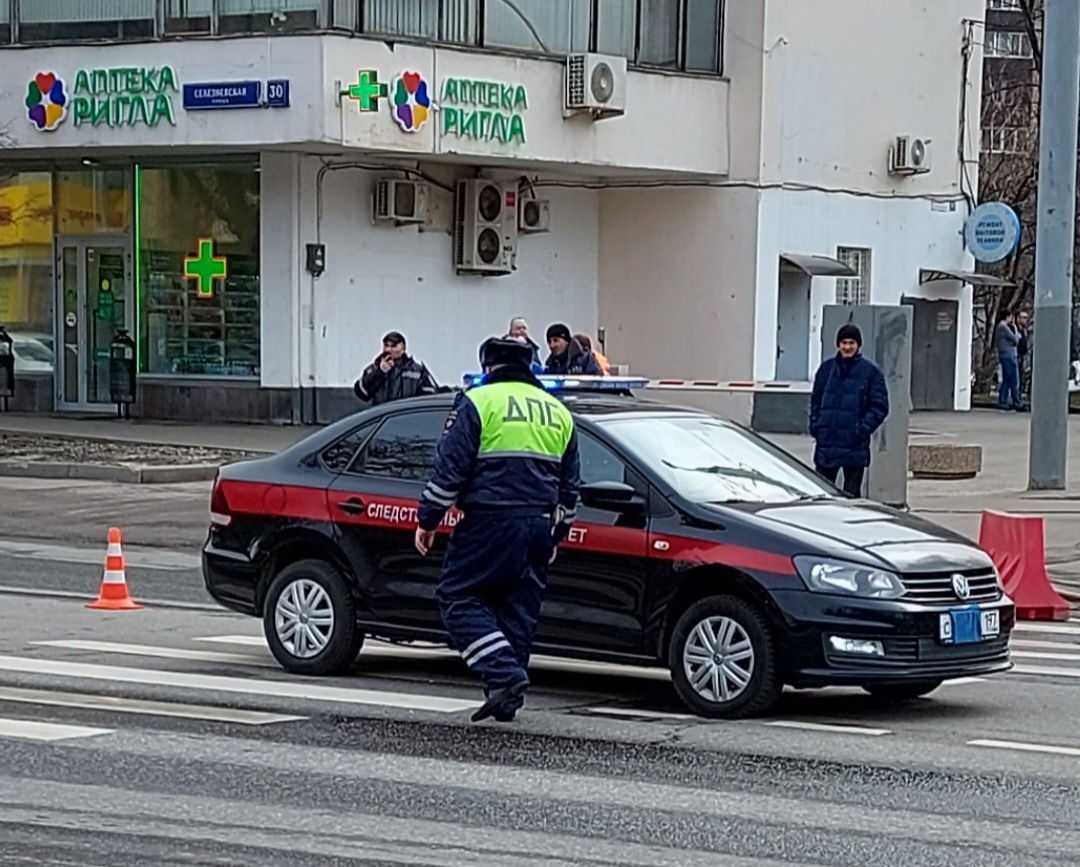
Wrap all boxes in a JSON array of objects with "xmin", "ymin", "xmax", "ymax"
[{"xmin": 462, "ymin": 373, "xmax": 648, "ymax": 392}]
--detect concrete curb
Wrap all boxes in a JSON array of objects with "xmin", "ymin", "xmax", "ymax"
[{"xmin": 0, "ymin": 461, "xmax": 221, "ymax": 484}]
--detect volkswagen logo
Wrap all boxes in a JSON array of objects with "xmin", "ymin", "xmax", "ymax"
[{"xmin": 951, "ymin": 573, "xmax": 971, "ymax": 600}]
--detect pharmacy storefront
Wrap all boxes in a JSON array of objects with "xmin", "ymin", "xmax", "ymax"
[{"xmin": 0, "ymin": 35, "xmax": 728, "ymax": 422}]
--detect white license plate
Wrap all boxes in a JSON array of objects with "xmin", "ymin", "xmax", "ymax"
[{"xmin": 939, "ymin": 608, "xmax": 1000, "ymax": 644}]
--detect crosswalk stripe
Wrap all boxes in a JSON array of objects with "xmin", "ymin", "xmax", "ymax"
[
  {"xmin": 1012, "ymin": 649, "xmax": 1080, "ymax": 663},
  {"xmin": 1011, "ymin": 638, "xmax": 1080, "ymax": 650},
  {"xmin": 1012, "ymin": 622, "xmax": 1080, "ymax": 636},
  {"xmin": 1011, "ymin": 664, "xmax": 1080, "ymax": 678},
  {"xmin": 32, "ymin": 639, "xmax": 277, "ymax": 668},
  {"xmin": 0, "ymin": 655, "xmax": 479, "ymax": 714},
  {"xmin": 0, "ymin": 686, "xmax": 304, "ymax": 725},
  {"xmin": 0, "ymin": 718, "xmax": 112, "ymax": 742},
  {"xmin": 764, "ymin": 720, "xmax": 892, "ymax": 737},
  {"xmin": 969, "ymin": 738, "xmax": 1080, "ymax": 757}
]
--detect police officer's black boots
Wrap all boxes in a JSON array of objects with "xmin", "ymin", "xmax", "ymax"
[{"xmin": 471, "ymin": 679, "xmax": 529, "ymax": 723}]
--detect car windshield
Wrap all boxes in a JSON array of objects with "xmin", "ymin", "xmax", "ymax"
[
  {"xmin": 598, "ymin": 414, "xmax": 837, "ymax": 504},
  {"xmin": 14, "ymin": 340, "xmax": 53, "ymax": 363}
]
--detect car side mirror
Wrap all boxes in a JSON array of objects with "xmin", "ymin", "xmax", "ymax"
[{"xmin": 580, "ymin": 481, "xmax": 646, "ymax": 513}]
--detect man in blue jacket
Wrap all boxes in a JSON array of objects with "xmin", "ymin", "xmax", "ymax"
[
  {"xmin": 415, "ymin": 337, "xmax": 581, "ymax": 723},
  {"xmin": 809, "ymin": 324, "xmax": 890, "ymax": 497}
]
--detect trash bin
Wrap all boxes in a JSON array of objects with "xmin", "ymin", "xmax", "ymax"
[
  {"xmin": 109, "ymin": 329, "xmax": 136, "ymax": 418},
  {"xmin": 0, "ymin": 326, "xmax": 13, "ymax": 410}
]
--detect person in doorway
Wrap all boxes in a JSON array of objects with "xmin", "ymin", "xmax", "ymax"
[
  {"xmin": 414, "ymin": 337, "xmax": 580, "ymax": 723},
  {"xmin": 994, "ymin": 311, "xmax": 1023, "ymax": 411},
  {"xmin": 809, "ymin": 324, "xmax": 890, "ymax": 498},
  {"xmin": 1016, "ymin": 310, "xmax": 1031, "ymax": 409},
  {"xmin": 354, "ymin": 331, "xmax": 437, "ymax": 406},
  {"xmin": 504, "ymin": 317, "xmax": 543, "ymax": 370},
  {"xmin": 574, "ymin": 333, "xmax": 610, "ymax": 375},
  {"xmin": 543, "ymin": 324, "xmax": 602, "ymax": 375}
]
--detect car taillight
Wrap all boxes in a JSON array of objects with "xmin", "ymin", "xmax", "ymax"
[{"xmin": 210, "ymin": 476, "xmax": 232, "ymax": 527}]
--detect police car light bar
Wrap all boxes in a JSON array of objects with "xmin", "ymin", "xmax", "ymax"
[{"xmin": 462, "ymin": 373, "xmax": 648, "ymax": 392}]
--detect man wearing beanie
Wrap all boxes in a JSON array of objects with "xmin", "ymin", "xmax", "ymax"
[
  {"xmin": 544, "ymin": 323, "xmax": 603, "ymax": 375},
  {"xmin": 808, "ymin": 323, "xmax": 890, "ymax": 497}
]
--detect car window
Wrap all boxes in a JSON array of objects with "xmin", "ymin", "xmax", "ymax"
[
  {"xmin": 320, "ymin": 422, "xmax": 377, "ymax": 473},
  {"xmin": 599, "ymin": 414, "xmax": 836, "ymax": 504},
  {"xmin": 351, "ymin": 410, "xmax": 448, "ymax": 482},
  {"xmin": 579, "ymin": 433, "xmax": 627, "ymax": 485}
]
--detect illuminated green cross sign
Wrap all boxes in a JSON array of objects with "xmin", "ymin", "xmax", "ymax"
[
  {"xmin": 184, "ymin": 238, "xmax": 227, "ymax": 298},
  {"xmin": 346, "ymin": 70, "xmax": 388, "ymax": 111}
]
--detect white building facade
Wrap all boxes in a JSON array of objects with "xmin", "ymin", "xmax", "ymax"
[{"xmin": 0, "ymin": 0, "xmax": 982, "ymax": 423}]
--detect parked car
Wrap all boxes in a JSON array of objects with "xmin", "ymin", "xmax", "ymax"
[{"xmin": 202, "ymin": 376, "xmax": 1015, "ymax": 718}]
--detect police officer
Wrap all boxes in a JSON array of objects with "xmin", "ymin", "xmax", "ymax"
[{"xmin": 414, "ymin": 336, "xmax": 581, "ymax": 723}]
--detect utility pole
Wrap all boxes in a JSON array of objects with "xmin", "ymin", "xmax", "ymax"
[{"xmin": 1028, "ymin": 0, "xmax": 1080, "ymax": 490}]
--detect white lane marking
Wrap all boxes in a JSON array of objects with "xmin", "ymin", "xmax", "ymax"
[
  {"xmin": 0, "ymin": 656, "xmax": 479, "ymax": 714},
  {"xmin": 0, "ymin": 686, "xmax": 303, "ymax": 725},
  {"xmin": 1012, "ymin": 623, "xmax": 1080, "ymax": 636},
  {"xmin": 576, "ymin": 706, "xmax": 699, "ymax": 722},
  {"xmin": 32, "ymin": 640, "xmax": 276, "ymax": 668},
  {"xmin": 764, "ymin": 720, "xmax": 892, "ymax": 737},
  {"xmin": 1011, "ymin": 638, "xmax": 1080, "ymax": 650},
  {"xmin": 0, "ymin": 718, "xmax": 112, "ymax": 742},
  {"xmin": 1012, "ymin": 649, "xmax": 1080, "ymax": 663},
  {"xmin": 0, "ymin": 539, "xmax": 199, "ymax": 571},
  {"xmin": 0, "ymin": 586, "xmax": 219, "ymax": 612},
  {"xmin": 1012, "ymin": 664, "xmax": 1080, "ymax": 678},
  {"xmin": 198, "ymin": 635, "xmax": 673, "ymax": 681},
  {"xmin": 969, "ymin": 738, "xmax": 1080, "ymax": 757}
]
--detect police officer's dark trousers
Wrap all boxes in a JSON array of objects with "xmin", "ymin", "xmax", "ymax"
[{"xmin": 435, "ymin": 509, "xmax": 553, "ymax": 706}]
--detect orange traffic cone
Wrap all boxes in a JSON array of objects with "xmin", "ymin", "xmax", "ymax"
[{"xmin": 87, "ymin": 527, "xmax": 141, "ymax": 610}]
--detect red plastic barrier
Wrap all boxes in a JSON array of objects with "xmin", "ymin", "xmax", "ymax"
[{"xmin": 978, "ymin": 510, "xmax": 1072, "ymax": 621}]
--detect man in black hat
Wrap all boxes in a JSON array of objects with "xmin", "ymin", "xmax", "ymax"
[
  {"xmin": 415, "ymin": 336, "xmax": 581, "ymax": 723},
  {"xmin": 544, "ymin": 323, "xmax": 602, "ymax": 375},
  {"xmin": 809, "ymin": 323, "xmax": 890, "ymax": 497},
  {"xmin": 354, "ymin": 331, "xmax": 437, "ymax": 406}
]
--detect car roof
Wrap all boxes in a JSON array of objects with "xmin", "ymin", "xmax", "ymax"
[{"xmin": 279, "ymin": 391, "xmax": 711, "ymax": 460}]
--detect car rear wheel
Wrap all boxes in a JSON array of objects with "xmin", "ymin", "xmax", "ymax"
[
  {"xmin": 862, "ymin": 680, "xmax": 943, "ymax": 702},
  {"xmin": 263, "ymin": 559, "xmax": 363, "ymax": 676},
  {"xmin": 669, "ymin": 595, "xmax": 781, "ymax": 719}
]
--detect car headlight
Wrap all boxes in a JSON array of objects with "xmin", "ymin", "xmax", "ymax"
[{"xmin": 793, "ymin": 556, "xmax": 906, "ymax": 600}]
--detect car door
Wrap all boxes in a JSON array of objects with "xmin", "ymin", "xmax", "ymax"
[
  {"xmin": 534, "ymin": 430, "xmax": 652, "ymax": 656},
  {"xmin": 327, "ymin": 408, "xmax": 450, "ymax": 632}
]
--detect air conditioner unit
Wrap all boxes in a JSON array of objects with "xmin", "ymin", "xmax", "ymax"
[
  {"xmin": 453, "ymin": 179, "xmax": 518, "ymax": 275},
  {"xmin": 373, "ymin": 178, "xmax": 429, "ymax": 224},
  {"xmin": 518, "ymin": 198, "xmax": 550, "ymax": 234},
  {"xmin": 565, "ymin": 52, "xmax": 627, "ymax": 119},
  {"xmin": 888, "ymin": 136, "xmax": 932, "ymax": 175}
]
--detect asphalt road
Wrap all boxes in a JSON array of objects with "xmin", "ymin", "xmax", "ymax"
[{"xmin": 2, "ymin": 545, "xmax": 1080, "ymax": 865}]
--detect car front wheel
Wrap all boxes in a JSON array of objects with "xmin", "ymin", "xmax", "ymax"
[
  {"xmin": 862, "ymin": 680, "xmax": 943, "ymax": 702},
  {"xmin": 669, "ymin": 595, "xmax": 781, "ymax": 719},
  {"xmin": 263, "ymin": 559, "xmax": 363, "ymax": 676}
]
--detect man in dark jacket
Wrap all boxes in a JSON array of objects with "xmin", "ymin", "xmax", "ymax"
[
  {"xmin": 809, "ymin": 324, "xmax": 889, "ymax": 497},
  {"xmin": 354, "ymin": 331, "xmax": 437, "ymax": 406},
  {"xmin": 544, "ymin": 323, "xmax": 602, "ymax": 375},
  {"xmin": 415, "ymin": 336, "xmax": 580, "ymax": 723}
]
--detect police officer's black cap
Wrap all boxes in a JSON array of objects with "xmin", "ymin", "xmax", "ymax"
[{"xmin": 479, "ymin": 336, "xmax": 533, "ymax": 368}]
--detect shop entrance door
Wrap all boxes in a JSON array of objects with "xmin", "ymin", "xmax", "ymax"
[{"xmin": 55, "ymin": 237, "xmax": 134, "ymax": 411}]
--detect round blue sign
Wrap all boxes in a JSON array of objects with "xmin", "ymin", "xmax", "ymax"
[{"xmin": 964, "ymin": 202, "xmax": 1021, "ymax": 263}]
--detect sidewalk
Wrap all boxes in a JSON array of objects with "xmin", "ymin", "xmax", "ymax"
[{"xmin": 2, "ymin": 408, "xmax": 1078, "ymax": 599}]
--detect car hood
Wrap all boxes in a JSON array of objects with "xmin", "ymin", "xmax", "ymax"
[{"xmin": 706, "ymin": 499, "xmax": 993, "ymax": 573}]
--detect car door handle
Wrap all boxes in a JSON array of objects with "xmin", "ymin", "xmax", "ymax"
[{"xmin": 337, "ymin": 497, "xmax": 365, "ymax": 516}]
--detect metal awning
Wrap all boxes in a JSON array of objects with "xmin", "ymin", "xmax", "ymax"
[
  {"xmin": 919, "ymin": 268, "xmax": 1015, "ymax": 288},
  {"xmin": 779, "ymin": 253, "xmax": 858, "ymax": 277}
]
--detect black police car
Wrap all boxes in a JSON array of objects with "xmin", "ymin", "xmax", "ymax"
[{"xmin": 202, "ymin": 375, "xmax": 1015, "ymax": 719}]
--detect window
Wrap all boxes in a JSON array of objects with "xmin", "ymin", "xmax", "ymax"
[
  {"xmin": 638, "ymin": 0, "xmax": 680, "ymax": 67},
  {"xmin": 364, "ymin": 0, "xmax": 477, "ymax": 43},
  {"xmin": 0, "ymin": 173, "xmax": 55, "ymax": 374},
  {"xmin": 18, "ymin": 0, "xmax": 156, "ymax": 42},
  {"xmin": 354, "ymin": 411, "xmax": 448, "ymax": 481},
  {"xmin": 137, "ymin": 161, "xmax": 260, "ymax": 377},
  {"xmin": 684, "ymin": 0, "xmax": 722, "ymax": 71},
  {"xmin": 597, "ymin": 0, "xmax": 723, "ymax": 73},
  {"xmin": 596, "ymin": 0, "xmax": 635, "ymax": 57},
  {"xmin": 985, "ymin": 30, "xmax": 1033, "ymax": 58},
  {"xmin": 835, "ymin": 247, "xmax": 871, "ymax": 306},
  {"xmin": 987, "ymin": 0, "xmax": 1022, "ymax": 9},
  {"xmin": 322, "ymin": 423, "xmax": 377, "ymax": 473},
  {"xmin": 218, "ymin": 0, "xmax": 322, "ymax": 34},
  {"xmin": 579, "ymin": 434, "xmax": 628, "ymax": 485},
  {"xmin": 484, "ymin": 0, "xmax": 588, "ymax": 54},
  {"xmin": 0, "ymin": 1, "xmax": 10, "ymax": 42},
  {"xmin": 600, "ymin": 415, "xmax": 835, "ymax": 505},
  {"xmin": 165, "ymin": 0, "xmax": 213, "ymax": 34}
]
